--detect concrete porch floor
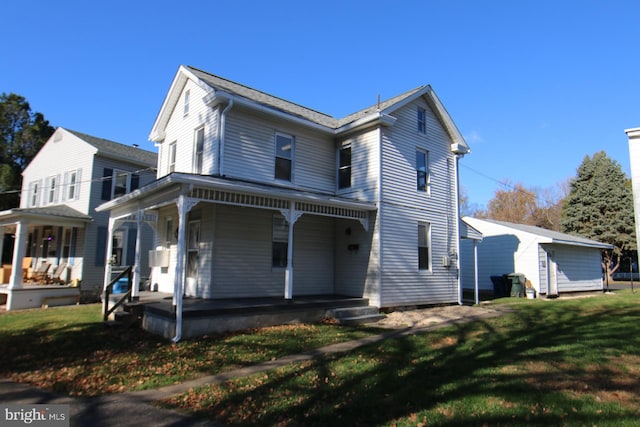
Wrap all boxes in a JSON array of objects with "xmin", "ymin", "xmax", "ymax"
[{"xmin": 120, "ymin": 292, "xmax": 371, "ymax": 340}]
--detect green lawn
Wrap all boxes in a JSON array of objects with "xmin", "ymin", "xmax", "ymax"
[
  {"xmin": 3, "ymin": 293, "xmax": 640, "ymax": 426},
  {"xmin": 0, "ymin": 304, "xmax": 378, "ymax": 396},
  {"xmin": 159, "ymin": 292, "xmax": 640, "ymax": 426}
]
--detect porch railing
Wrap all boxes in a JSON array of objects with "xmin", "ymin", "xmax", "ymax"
[{"xmin": 103, "ymin": 266, "xmax": 133, "ymax": 322}]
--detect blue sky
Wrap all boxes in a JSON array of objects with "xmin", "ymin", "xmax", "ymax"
[{"xmin": 2, "ymin": 0, "xmax": 639, "ymax": 209}]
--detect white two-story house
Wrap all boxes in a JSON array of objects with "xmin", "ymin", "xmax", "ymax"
[
  {"xmin": 97, "ymin": 65, "xmax": 470, "ymax": 338},
  {"xmin": 0, "ymin": 127, "xmax": 156, "ymax": 309}
]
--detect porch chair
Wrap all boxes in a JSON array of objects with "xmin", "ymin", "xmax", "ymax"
[
  {"xmin": 46, "ymin": 262, "xmax": 68, "ymax": 285},
  {"xmin": 22, "ymin": 257, "xmax": 33, "ymax": 280},
  {"xmin": 31, "ymin": 262, "xmax": 51, "ymax": 284}
]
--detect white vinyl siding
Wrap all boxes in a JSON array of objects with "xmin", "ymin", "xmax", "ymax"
[
  {"xmin": 151, "ymin": 205, "xmax": 336, "ymax": 299},
  {"xmin": 223, "ymin": 110, "xmax": 335, "ymax": 192},
  {"xmin": 378, "ymin": 99, "xmax": 459, "ymax": 307},
  {"xmin": 549, "ymin": 245, "xmax": 604, "ymax": 292},
  {"xmin": 159, "ymin": 80, "xmax": 217, "ymax": 177},
  {"xmin": 336, "ymin": 130, "xmax": 379, "ymax": 201}
]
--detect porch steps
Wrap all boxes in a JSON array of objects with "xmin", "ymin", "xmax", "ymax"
[
  {"xmin": 104, "ymin": 303, "xmax": 144, "ymax": 328},
  {"xmin": 327, "ymin": 306, "xmax": 385, "ymax": 325}
]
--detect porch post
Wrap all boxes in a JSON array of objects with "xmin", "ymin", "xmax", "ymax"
[
  {"xmin": 102, "ymin": 217, "xmax": 116, "ymax": 291},
  {"xmin": 9, "ymin": 221, "xmax": 27, "ymax": 289},
  {"xmin": 173, "ymin": 194, "xmax": 198, "ymax": 342},
  {"xmin": 474, "ymin": 240, "xmax": 480, "ymax": 305},
  {"xmin": 283, "ymin": 205, "xmax": 302, "ymax": 300},
  {"xmin": 131, "ymin": 211, "xmax": 143, "ymax": 300}
]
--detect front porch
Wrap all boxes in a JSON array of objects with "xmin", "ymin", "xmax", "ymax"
[
  {"xmin": 111, "ymin": 292, "xmax": 373, "ymax": 340},
  {"xmin": 0, "ymin": 284, "xmax": 80, "ymax": 310}
]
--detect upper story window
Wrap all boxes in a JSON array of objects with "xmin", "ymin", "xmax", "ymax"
[
  {"xmin": 418, "ymin": 222, "xmax": 431, "ymax": 271},
  {"xmin": 113, "ymin": 171, "xmax": 128, "ymax": 198},
  {"xmin": 101, "ymin": 168, "xmax": 140, "ymax": 201},
  {"xmin": 338, "ymin": 145, "xmax": 352, "ymax": 189},
  {"xmin": 416, "ymin": 149, "xmax": 430, "ymax": 194},
  {"xmin": 184, "ymin": 89, "xmax": 190, "ymax": 116},
  {"xmin": 46, "ymin": 175, "xmax": 59, "ymax": 205},
  {"xmin": 29, "ymin": 181, "xmax": 40, "ymax": 207},
  {"xmin": 168, "ymin": 141, "xmax": 177, "ymax": 173},
  {"xmin": 194, "ymin": 127, "xmax": 204, "ymax": 174},
  {"xmin": 417, "ymin": 107, "xmax": 427, "ymax": 134},
  {"xmin": 275, "ymin": 132, "xmax": 294, "ymax": 182},
  {"xmin": 66, "ymin": 169, "xmax": 80, "ymax": 200}
]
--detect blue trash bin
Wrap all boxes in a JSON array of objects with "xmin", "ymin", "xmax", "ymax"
[{"xmin": 113, "ymin": 278, "xmax": 128, "ymax": 294}]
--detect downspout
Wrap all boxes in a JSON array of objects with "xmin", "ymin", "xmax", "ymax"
[
  {"xmin": 454, "ymin": 154, "xmax": 463, "ymax": 305},
  {"xmin": 218, "ymin": 99, "xmax": 234, "ymax": 176}
]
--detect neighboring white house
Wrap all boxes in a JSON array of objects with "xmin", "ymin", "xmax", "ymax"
[
  {"xmin": 626, "ymin": 127, "xmax": 640, "ymax": 256},
  {"xmin": 461, "ymin": 217, "xmax": 613, "ymax": 298},
  {"xmin": 96, "ymin": 65, "xmax": 471, "ymax": 339},
  {"xmin": 0, "ymin": 127, "xmax": 157, "ymax": 309}
]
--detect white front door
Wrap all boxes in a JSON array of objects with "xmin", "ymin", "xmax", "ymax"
[{"xmin": 185, "ymin": 220, "xmax": 200, "ymax": 297}]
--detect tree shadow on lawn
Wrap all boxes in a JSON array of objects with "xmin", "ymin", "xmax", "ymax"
[
  {"xmin": 166, "ymin": 301, "xmax": 640, "ymax": 426},
  {"xmin": 0, "ymin": 310, "xmax": 380, "ymax": 397}
]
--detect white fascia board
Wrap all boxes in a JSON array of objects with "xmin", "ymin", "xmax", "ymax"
[
  {"xmin": 149, "ymin": 66, "xmax": 213, "ymax": 143},
  {"xmin": 625, "ymin": 127, "xmax": 640, "ymax": 138}
]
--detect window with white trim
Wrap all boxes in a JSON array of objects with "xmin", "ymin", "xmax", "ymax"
[
  {"xmin": 338, "ymin": 145, "xmax": 352, "ymax": 189},
  {"xmin": 194, "ymin": 127, "xmax": 204, "ymax": 174},
  {"xmin": 272, "ymin": 214, "xmax": 288, "ymax": 267},
  {"xmin": 418, "ymin": 222, "xmax": 431, "ymax": 270},
  {"xmin": 417, "ymin": 107, "xmax": 427, "ymax": 134},
  {"xmin": 184, "ymin": 89, "xmax": 190, "ymax": 116},
  {"xmin": 274, "ymin": 132, "xmax": 294, "ymax": 182},
  {"xmin": 113, "ymin": 170, "xmax": 128, "ymax": 198},
  {"xmin": 168, "ymin": 141, "xmax": 177, "ymax": 173},
  {"xmin": 416, "ymin": 149, "xmax": 430, "ymax": 193},
  {"xmin": 29, "ymin": 181, "xmax": 40, "ymax": 207},
  {"xmin": 46, "ymin": 175, "xmax": 59, "ymax": 204},
  {"xmin": 66, "ymin": 169, "xmax": 81, "ymax": 200}
]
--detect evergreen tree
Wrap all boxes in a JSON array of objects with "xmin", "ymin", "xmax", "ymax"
[
  {"xmin": 0, "ymin": 93, "xmax": 54, "ymax": 209},
  {"xmin": 561, "ymin": 151, "xmax": 636, "ymax": 275}
]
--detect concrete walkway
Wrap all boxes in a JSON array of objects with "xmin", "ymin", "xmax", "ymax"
[{"xmin": 0, "ymin": 306, "xmax": 505, "ymax": 427}]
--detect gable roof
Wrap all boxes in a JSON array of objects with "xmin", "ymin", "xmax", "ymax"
[
  {"xmin": 463, "ymin": 217, "xmax": 613, "ymax": 249},
  {"xmin": 65, "ymin": 128, "xmax": 157, "ymax": 166},
  {"xmin": 149, "ymin": 65, "xmax": 469, "ymax": 153}
]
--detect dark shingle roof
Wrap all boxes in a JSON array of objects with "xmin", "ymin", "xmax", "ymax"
[
  {"xmin": 66, "ymin": 129, "xmax": 157, "ymax": 166},
  {"xmin": 186, "ymin": 66, "xmax": 425, "ymax": 130}
]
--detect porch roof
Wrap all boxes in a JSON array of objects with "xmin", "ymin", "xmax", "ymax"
[
  {"xmin": 0, "ymin": 205, "xmax": 93, "ymax": 228},
  {"xmin": 97, "ymin": 173, "xmax": 377, "ymax": 221}
]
